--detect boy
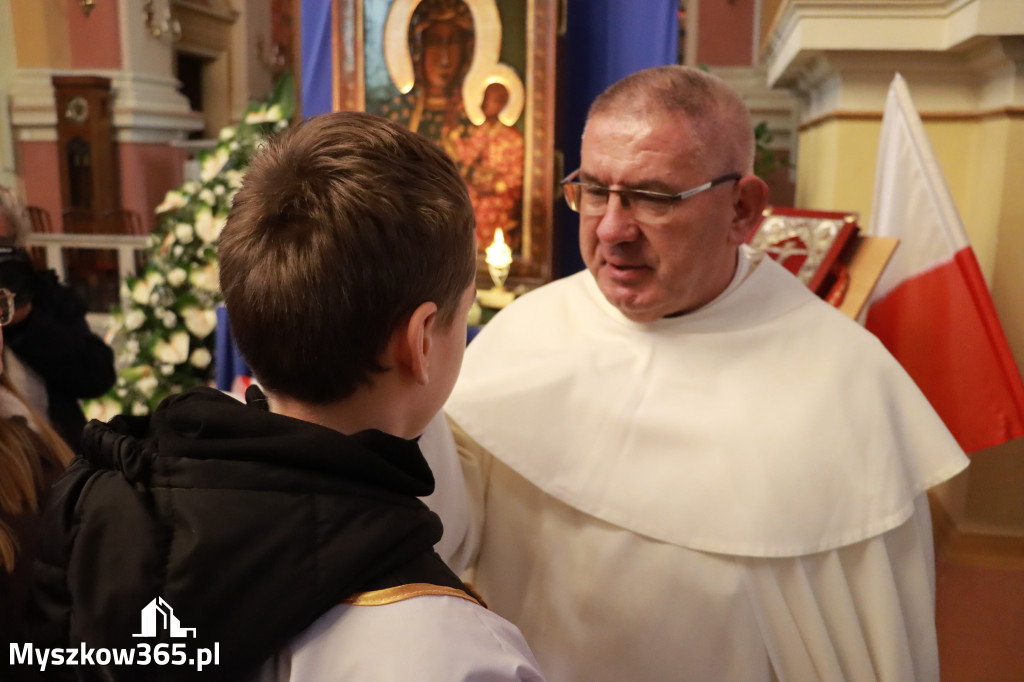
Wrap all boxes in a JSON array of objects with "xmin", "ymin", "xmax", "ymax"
[{"xmin": 28, "ymin": 112, "xmax": 543, "ymax": 681}]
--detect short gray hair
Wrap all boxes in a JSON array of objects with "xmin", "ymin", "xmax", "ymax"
[{"xmin": 586, "ymin": 65, "xmax": 755, "ymax": 175}]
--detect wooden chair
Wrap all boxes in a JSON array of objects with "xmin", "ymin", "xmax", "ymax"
[
  {"xmin": 61, "ymin": 207, "xmax": 97, "ymax": 234},
  {"xmin": 99, "ymin": 208, "xmax": 145, "ymax": 236},
  {"xmin": 61, "ymin": 207, "xmax": 119, "ymax": 311},
  {"xmin": 25, "ymin": 205, "xmax": 55, "ymax": 233}
]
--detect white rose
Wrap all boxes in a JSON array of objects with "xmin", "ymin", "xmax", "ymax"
[
  {"xmin": 84, "ymin": 399, "xmax": 111, "ymax": 422},
  {"xmin": 131, "ymin": 279, "xmax": 153, "ymax": 305},
  {"xmin": 155, "ymin": 190, "xmax": 186, "ymax": 214},
  {"xmin": 153, "ymin": 331, "xmax": 191, "ymax": 365},
  {"xmin": 162, "ymin": 311, "xmax": 178, "ymax": 328},
  {"xmin": 160, "ymin": 364, "xmax": 174, "ymax": 376},
  {"xmin": 218, "ymin": 126, "xmax": 236, "ymax": 141},
  {"xmin": 131, "ymin": 402, "xmax": 150, "ymax": 416},
  {"xmin": 225, "ymin": 170, "xmax": 244, "ymax": 188},
  {"xmin": 175, "ymin": 222, "xmax": 195, "ymax": 244},
  {"xmin": 194, "ymin": 208, "xmax": 226, "ymax": 244},
  {"xmin": 245, "ymin": 106, "xmax": 268, "ymax": 124},
  {"xmin": 124, "ymin": 309, "xmax": 146, "ymax": 331},
  {"xmin": 189, "ymin": 263, "xmax": 220, "ymax": 292},
  {"xmin": 173, "ymin": 246, "xmax": 184, "ymax": 257},
  {"xmin": 214, "ymin": 184, "xmax": 225, "ymax": 196},
  {"xmin": 136, "ymin": 373, "xmax": 159, "ymax": 397},
  {"xmin": 200, "ymin": 148, "xmax": 230, "ymax": 182},
  {"xmin": 200, "ymin": 188, "xmax": 216, "ymax": 205},
  {"xmin": 182, "ymin": 306, "xmax": 217, "ymax": 338},
  {"xmin": 120, "ymin": 345, "xmax": 138, "ymax": 364},
  {"xmin": 167, "ymin": 268, "xmax": 187, "ymax": 287},
  {"xmin": 190, "ymin": 347, "xmax": 212, "ymax": 369},
  {"xmin": 182, "ymin": 181, "xmax": 199, "ymax": 194}
]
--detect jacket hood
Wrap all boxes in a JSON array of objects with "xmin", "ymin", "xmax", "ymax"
[{"xmin": 31, "ymin": 387, "xmax": 445, "ymax": 680}]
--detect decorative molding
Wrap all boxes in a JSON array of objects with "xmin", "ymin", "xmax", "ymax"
[
  {"xmin": 9, "ymin": 68, "xmax": 203, "ymax": 144},
  {"xmin": 764, "ymin": 0, "xmax": 1024, "ymax": 90},
  {"xmin": 711, "ymin": 65, "xmax": 800, "ymax": 151},
  {"xmin": 798, "ymin": 105, "xmax": 1024, "ymax": 132},
  {"xmin": 174, "ymin": 0, "xmax": 239, "ymax": 58},
  {"xmin": 767, "ymin": 34, "xmax": 1024, "ymax": 126}
]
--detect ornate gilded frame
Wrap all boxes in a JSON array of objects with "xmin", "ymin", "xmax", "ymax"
[{"xmin": 331, "ymin": 0, "xmax": 556, "ymax": 287}]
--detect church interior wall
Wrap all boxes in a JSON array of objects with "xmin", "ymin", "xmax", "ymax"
[
  {"xmin": 693, "ymin": 0, "xmax": 755, "ymax": 66},
  {"xmin": 794, "ymin": 116, "xmax": 878, "ymax": 218},
  {"xmin": 117, "ymin": 141, "xmax": 186, "ymax": 228},
  {"xmin": 15, "ymin": 141, "xmax": 62, "ymax": 213},
  {"xmin": 66, "ymin": 0, "xmax": 122, "ymax": 71},
  {"xmin": 766, "ymin": 0, "xmax": 1024, "ymax": 544},
  {"xmin": 9, "ymin": 0, "xmax": 70, "ymax": 69}
]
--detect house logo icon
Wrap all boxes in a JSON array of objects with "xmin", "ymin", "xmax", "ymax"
[{"xmin": 132, "ymin": 597, "xmax": 197, "ymax": 638}]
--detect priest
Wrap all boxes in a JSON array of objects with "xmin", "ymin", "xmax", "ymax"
[{"xmin": 441, "ymin": 65, "xmax": 968, "ymax": 681}]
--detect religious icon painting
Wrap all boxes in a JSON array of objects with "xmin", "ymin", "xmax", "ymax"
[
  {"xmin": 747, "ymin": 206, "xmax": 861, "ymax": 305},
  {"xmin": 333, "ymin": 0, "xmax": 557, "ymax": 287}
]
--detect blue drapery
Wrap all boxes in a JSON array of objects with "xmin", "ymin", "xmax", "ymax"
[
  {"xmin": 298, "ymin": 0, "xmax": 678, "ymax": 277},
  {"xmin": 300, "ymin": 1, "xmax": 334, "ymax": 117},
  {"xmin": 556, "ymin": 1, "xmax": 678, "ymax": 276}
]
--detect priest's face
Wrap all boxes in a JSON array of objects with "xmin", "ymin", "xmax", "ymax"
[{"xmin": 578, "ymin": 111, "xmax": 751, "ymax": 323}]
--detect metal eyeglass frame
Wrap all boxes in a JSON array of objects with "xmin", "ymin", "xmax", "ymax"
[{"xmin": 561, "ymin": 169, "xmax": 742, "ymax": 223}]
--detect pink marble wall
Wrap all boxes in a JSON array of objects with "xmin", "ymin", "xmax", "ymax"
[
  {"xmin": 696, "ymin": 0, "xmax": 755, "ymax": 66},
  {"xmin": 17, "ymin": 141, "xmax": 63, "ymax": 229},
  {"xmin": 65, "ymin": 0, "xmax": 122, "ymax": 69},
  {"xmin": 118, "ymin": 143, "xmax": 187, "ymax": 233}
]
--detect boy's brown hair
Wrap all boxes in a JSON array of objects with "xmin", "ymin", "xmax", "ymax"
[{"xmin": 219, "ymin": 111, "xmax": 476, "ymax": 403}]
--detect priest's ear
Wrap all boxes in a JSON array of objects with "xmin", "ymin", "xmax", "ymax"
[{"xmin": 728, "ymin": 174, "xmax": 769, "ymax": 245}]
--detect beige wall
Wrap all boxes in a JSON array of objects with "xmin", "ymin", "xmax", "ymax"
[{"xmin": 10, "ymin": 0, "xmax": 70, "ymax": 68}]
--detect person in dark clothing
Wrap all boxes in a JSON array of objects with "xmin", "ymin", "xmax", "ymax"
[
  {"xmin": 0, "ymin": 190, "xmax": 116, "ymax": 450},
  {"xmin": 0, "ymin": 306, "xmax": 74, "ymax": 682},
  {"xmin": 26, "ymin": 112, "xmax": 543, "ymax": 681}
]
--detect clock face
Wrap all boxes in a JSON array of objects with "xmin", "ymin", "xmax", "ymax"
[{"xmin": 65, "ymin": 96, "xmax": 90, "ymax": 123}]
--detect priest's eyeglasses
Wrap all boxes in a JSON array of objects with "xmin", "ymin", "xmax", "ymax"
[
  {"xmin": 0, "ymin": 288, "xmax": 14, "ymax": 326},
  {"xmin": 562, "ymin": 169, "xmax": 742, "ymax": 224}
]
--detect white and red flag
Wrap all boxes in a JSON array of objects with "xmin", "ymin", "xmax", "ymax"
[{"xmin": 865, "ymin": 73, "xmax": 1024, "ymax": 453}]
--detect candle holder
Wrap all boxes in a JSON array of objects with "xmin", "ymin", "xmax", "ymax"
[{"xmin": 477, "ymin": 229, "xmax": 516, "ymax": 309}]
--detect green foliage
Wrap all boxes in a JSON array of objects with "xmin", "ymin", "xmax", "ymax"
[
  {"xmin": 754, "ymin": 120, "xmax": 788, "ymax": 180},
  {"xmin": 84, "ymin": 74, "xmax": 295, "ymax": 420}
]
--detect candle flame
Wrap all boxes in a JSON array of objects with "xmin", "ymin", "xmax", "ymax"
[{"xmin": 485, "ymin": 229, "xmax": 513, "ymax": 269}]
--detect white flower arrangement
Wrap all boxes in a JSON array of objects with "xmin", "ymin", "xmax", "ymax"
[{"xmin": 82, "ymin": 74, "xmax": 295, "ymax": 418}]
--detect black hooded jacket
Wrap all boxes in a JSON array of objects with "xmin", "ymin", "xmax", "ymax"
[{"xmin": 28, "ymin": 387, "xmax": 470, "ymax": 681}]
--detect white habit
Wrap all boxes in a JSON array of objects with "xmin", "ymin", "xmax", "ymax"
[{"xmin": 443, "ymin": 247, "xmax": 968, "ymax": 681}]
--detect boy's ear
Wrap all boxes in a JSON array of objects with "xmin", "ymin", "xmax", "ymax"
[{"xmin": 391, "ymin": 301, "xmax": 438, "ymax": 385}]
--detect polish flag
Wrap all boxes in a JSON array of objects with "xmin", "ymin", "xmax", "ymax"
[{"xmin": 865, "ymin": 74, "xmax": 1024, "ymax": 453}]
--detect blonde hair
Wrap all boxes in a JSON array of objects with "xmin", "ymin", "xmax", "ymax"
[
  {"xmin": 0, "ymin": 372, "xmax": 73, "ymax": 572},
  {"xmin": 0, "ymin": 186, "xmax": 30, "ymax": 245}
]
